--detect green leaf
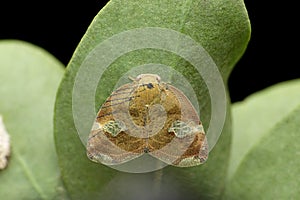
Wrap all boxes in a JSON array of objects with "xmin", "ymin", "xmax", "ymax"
[
  {"xmin": 0, "ymin": 40, "xmax": 68, "ymax": 199},
  {"xmin": 227, "ymin": 79, "xmax": 300, "ymax": 180},
  {"xmin": 54, "ymin": 1, "xmax": 250, "ymax": 199},
  {"xmin": 224, "ymin": 80, "xmax": 300, "ymax": 199}
]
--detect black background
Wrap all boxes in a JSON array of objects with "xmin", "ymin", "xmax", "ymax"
[{"xmin": 1, "ymin": 1, "xmax": 298, "ymax": 102}]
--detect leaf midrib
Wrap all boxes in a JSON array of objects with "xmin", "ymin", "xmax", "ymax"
[{"xmin": 14, "ymin": 150, "xmax": 47, "ymax": 200}]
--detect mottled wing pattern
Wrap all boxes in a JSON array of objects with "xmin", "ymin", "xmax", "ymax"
[
  {"xmin": 86, "ymin": 74, "xmax": 208, "ymax": 167},
  {"xmin": 87, "ymin": 83, "xmax": 146, "ymax": 165},
  {"xmin": 149, "ymin": 85, "xmax": 208, "ymax": 167}
]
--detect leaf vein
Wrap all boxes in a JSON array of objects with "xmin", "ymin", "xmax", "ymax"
[{"xmin": 15, "ymin": 152, "xmax": 47, "ymax": 200}]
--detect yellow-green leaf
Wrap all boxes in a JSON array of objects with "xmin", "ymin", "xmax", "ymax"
[
  {"xmin": 0, "ymin": 40, "xmax": 68, "ymax": 199},
  {"xmin": 227, "ymin": 79, "xmax": 300, "ymax": 180},
  {"xmin": 225, "ymin": 79, "xmax": 300, "ymax": 199}
]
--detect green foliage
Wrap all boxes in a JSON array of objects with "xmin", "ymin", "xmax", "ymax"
[
  {"xmin": 54, "ymin": 0, "xmax": 250, "ymax": 199},
  {"xmin": 227, "ymin": 79, "xmax": 300, "ymax": 179},
  {"xmin": 0, "ymin": 40, "xmax": 68, "ymax": 199},
  {"xmin": 224, "ymin": 80, "xmax": 300, "ymax": 199},
  {"xmin": 2, "ymin": 1, "xmax": 298, "ymax": 199}
]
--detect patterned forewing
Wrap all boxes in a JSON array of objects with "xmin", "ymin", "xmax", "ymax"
[
  {"xmin": 87, "ymin": 83, "xmax": 146, "ymax": 165},
  {"xmin": 149, "ymin": 84, "xmax": 208, "ymax": 166}
]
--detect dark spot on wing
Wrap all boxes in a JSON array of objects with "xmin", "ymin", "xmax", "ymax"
[
  {"xmin": 144, "ymin": 147, "xmax": 150, "ymax": 153},
  {"xmin": 146, "ymin": 83, "xmax": 154, "ymax": 89}
]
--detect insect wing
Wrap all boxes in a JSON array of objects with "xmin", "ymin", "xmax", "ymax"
[
  {"xmin": 86, "ymin": 83, "xmax": 145, "ymax": 165},
  {"xmin": 149, "ymin": 84, "xmax": 209, "ymax": 167}
]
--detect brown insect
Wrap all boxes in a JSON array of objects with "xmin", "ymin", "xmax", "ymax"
[{"xmin": 86, "ymin": 74, "xmax": 208, "ymax": 167}]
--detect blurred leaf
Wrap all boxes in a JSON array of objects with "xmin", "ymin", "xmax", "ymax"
[
  {"xmin": 54, "ymin": 0, "xmax": 250, "ymax": 199},
  {"xmin": 227, "ymin": 79, "xmax": 300, "ymax": 180},
  {"xmin": 225, "ymin": 80, "xmax": 300, "ymax": 198},
  {"xmin": 0, "ymin": 40, "xmax": 68, "ymax": 199}
]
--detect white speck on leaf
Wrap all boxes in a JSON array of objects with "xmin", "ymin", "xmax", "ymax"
[{"xmin": 0, "ymin": 115, "xmax": 10, "ymax": 170}]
